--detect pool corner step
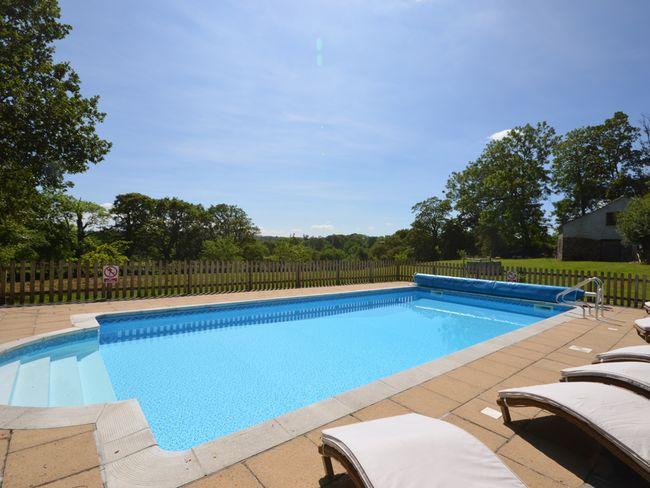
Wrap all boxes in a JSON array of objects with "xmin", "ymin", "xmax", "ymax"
[
  {"xmin": 78, "ymin": 351, "xmax": 116, "ymax": 404},
  {"xmin": 11, "ymin": 357, "xmax": 51, "ymax": 407},
  {"xmin": 49, "ymin": 356, "xmax": 84, "ymax": 407},
  {"xmin": 0, "ymin": 361, "xmax": 20, "ymax": 404}
]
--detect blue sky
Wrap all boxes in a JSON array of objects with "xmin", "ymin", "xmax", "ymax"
[{"xmin": 59, "ymin": 0, "xmax": 650, "ymax": 236}]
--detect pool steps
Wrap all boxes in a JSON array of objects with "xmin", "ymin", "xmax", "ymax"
[{"xmin": 0, "ymin": 347, "xmax": 116, "ymax": 407}]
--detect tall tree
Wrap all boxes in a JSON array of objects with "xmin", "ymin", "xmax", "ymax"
[
  {"xmin": 409, "ymin": 197, "xmax": 451, "ymax": 260},
  {"xmin": 64, "ymin": 196, "xmax": 109, "ymax": 258},
  {"xmin": 599, "ymin": 112, "xmax": 646, "ymax": 198},
  {"xmin": 552, "ymin": 112, "xmax": 648, "ymax": 224},
  {"xmin": 551, "ymin": 125, "xmax": 606, "ymax": 224},
  {"xmin": 151, "ymin": 198, "xmax": 205, "ymax": 260},
  {"xmin": 446, "ymin": 122, "xmax": 557, "ymax": 257},
  {"xmin": 111, "ymin": 193, "xmax": 156, "ymax": 258},
  {"xmin": 205, "ymin": 204, "xmax": 259, "ymax": 243},
  {"xmin": 0, "ymin": 0, "xmax": 111, "ymax": 258}
]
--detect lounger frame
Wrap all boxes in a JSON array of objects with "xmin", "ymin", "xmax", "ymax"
[
  {"xmin": 594, "ymin": 354, "xmax": 650, "ymax": 364},
  {"xmin": 318, "ymin": 443, "xmax": 366, "ymax": 488},
  {"xmin": 497, "ymin": 396, "xmax": 650, "ymax": 483},
  {"xmin": 635, "ymin": 323, "xmax": 650, "ymax": 343},
  {"xmin": 560, "ymin": 375, "xmax": 650, "ymax": 399}
]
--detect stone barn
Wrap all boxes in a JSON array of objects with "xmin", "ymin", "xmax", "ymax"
[{"xmin": 557, "ymin": 197, "xmax": 635, "ymax": 261}]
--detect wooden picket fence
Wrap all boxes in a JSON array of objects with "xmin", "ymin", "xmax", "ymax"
[{"xmin": 0, "ymin": 260, "xmax": 647, "ymax": 308}]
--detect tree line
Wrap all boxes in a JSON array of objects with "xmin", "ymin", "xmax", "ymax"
[{"xmin": 1, "ymin": 2, "xmax": 649, "ymax": 264}]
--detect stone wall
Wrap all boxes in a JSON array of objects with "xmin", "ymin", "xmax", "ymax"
[{"xmin": 558, "ymin": 235, "xmax": 635, "ymax": 262}]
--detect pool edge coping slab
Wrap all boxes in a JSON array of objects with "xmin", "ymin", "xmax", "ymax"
[{"xmin": 0, "ymin": 288, "xmax": 581, "ymax": 487}]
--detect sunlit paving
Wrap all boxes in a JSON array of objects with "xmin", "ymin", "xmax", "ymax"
[{"xmin": 1, "ymin": 1, "xmax": 649, "ymax": 487}]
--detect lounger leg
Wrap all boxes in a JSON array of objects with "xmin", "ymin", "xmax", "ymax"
[
  {"xmin": 322, "ymin": 454, "xmax": 335, "ymax": 481},
  {"xmin": 498, "ymin": 401, "xmax": 512, "ymax": 424}
]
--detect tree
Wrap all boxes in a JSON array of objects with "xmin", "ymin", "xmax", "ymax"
[
  {"xmin": 551, "ymin": 125, "xmax": 607, "ymax": 224},
  {"xmin": 446, "ymin": 122, "xmax": 557, "ymax": 257},
  {"xmin": 439, "ymin": 218, "xmax": 473, "ymax": 259},
  {"xmin": 111, "ymin": 193, "xmax": 156, "ymax": 258},
  {"xmin": 552, "ymin": 112, "xmax": 648, "ymax": 224},
  {"xmin": 205, "ymin": 204, "xmax": 259, "ymax": 243},
  {"xmin": 60, "ymin": 196, "xmax": 109, "ymax": 257},
  {"xmin": 369, "ymin": 230, "xmax": 413, "ymax": 261},
  {"xmin": 617, "ymin": 194, "xmax": 650, "ymax": 263},
  {"xmin": 319, "ymin": 246, "xmax": 346, "ymax": 261},
  {"xmin": 599, "ymin": 112, "xmax": 647, "ymax": 198},
  {"xmin": 200, "ymin": 237, "xmax": 243, "ymax": 261},
  {"xmin": 409, "ymin": 197, "xmax": 451, "ymax": 260},
  {"xmin": 241, "ymin": 240, "xmax": 268, "ymax": 261},
  {"xmin": 80, "ymin": 240, "xmax": 128, "ymax": 265},
  {"xmin": 270, "ymin": 240, "xmax": 314, "ymax": 261},
  {"xmin": 0, "ymin": 0, "xmax": 111, "ymax": 248},
  {"xmin": 151, "ymin": 198, "xmax": 205, "ymax": 260}
]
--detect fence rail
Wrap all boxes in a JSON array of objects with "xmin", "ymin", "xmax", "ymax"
[{"xmin": 0, "ymin": 260, "xmax": 647, "ymax": 308}]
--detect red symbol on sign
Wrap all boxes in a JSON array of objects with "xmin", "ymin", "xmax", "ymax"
[{"xmin": 103, "ymin": 265, "xmax": 119, "ymax": 284}]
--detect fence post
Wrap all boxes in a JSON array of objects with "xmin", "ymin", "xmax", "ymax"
[
  {"xmin": 0, "ymin": 263, "xmax": 5, "ymax": 306},
  {"xmin": 186, "ymin": 260, "xmax": 192, "ymax": 294},
  {"xmin": 295, "ymin": 262, "xmax": 302, "ymax": 288},
  {"xmin": 247, "ymin": 262, "xmax": 253, "ymax": 291},
  {"xmin": 336, "ymin": 261, "xmax": 341, "ymax": 285},
  {"xmin": 396, "ymin": 262, "xmax": 401, "ymax": 281}
]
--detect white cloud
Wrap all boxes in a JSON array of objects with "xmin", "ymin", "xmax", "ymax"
[
  {"xmin": 311, "ymin": 224, "xmax": 335, "ymax": 231},
  {"xmin": 100, "ymin": 202, "xmax": 113, "ymax": 210},
  {"xmin": 488, "ymin": 129, "xmax": 511, "ymax": 141}
]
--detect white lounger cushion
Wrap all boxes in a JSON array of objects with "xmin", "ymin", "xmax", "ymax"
[
  {"xmin": 499, "ymin": 383, "xmax": 650, "ymax": 472},
  {"xmin": 596, "ymin": 345, "xmax": 650, "ymax": 363},
  {"xmin": 561, "ymin": 362, "xmax": 650, "ymax": 393},
  {"xmin": 635, "ymin": 317, "xmax": 650, "ymax": 332},
  {"xmin": 321, "ymin": 413, "xmax": 524, "ymax": 488}
]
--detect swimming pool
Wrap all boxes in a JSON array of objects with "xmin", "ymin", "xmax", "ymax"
[
  {"xmin": 0, "ymin": 286, "xmax": 569, "ymax": 450},
  {"xmin": 95, "ymin": 287, "xmax": 566, "ymax": 450}
]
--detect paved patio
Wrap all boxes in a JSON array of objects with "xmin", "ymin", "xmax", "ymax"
[{"xmin": 0, "ymin": 283, "xmax": 647, "ymax": 487}]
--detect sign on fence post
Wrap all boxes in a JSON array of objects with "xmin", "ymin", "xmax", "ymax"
[
  {"xmin": 506, "ymin": 270, "xmax": 518, "ymax": 283},
  {"xmin": 103, "ymin": 265, "xmax": 119, "ymax": 284}
]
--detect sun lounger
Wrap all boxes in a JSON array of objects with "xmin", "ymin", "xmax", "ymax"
[
  {"xmin": 318, "ymin": 413, "xmax": 525, "ymax": 487},
  {"xmin": 644, "ymin": 301, "xmax": 650, "ymax": 313},
  {"xmin": 561, "ymin": 362, "xmax": 650, "ymax": 397},
  {"xmin": 497, "ymin": 382, "xmax": 650, "ymax": 482},
  {"xmin": 635, "ymin": 317, "xmax": 650, "ymax": 342},
  {"xmin": 595, "ymin": 345, "xmax": 650, "ymax": 363}
]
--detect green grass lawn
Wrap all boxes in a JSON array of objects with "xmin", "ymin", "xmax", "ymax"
[{"xmin": 441, "ymin": 258, "xmax": 649, "ymax": 276}]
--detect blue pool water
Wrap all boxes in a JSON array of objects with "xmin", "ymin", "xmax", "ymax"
[{"xmin": 95, "ymin": 287, "xmax": 566, "ymax": 450}]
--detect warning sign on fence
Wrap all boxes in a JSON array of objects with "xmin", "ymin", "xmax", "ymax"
[{"xmin": 103, "ymin": 265, "xmax": 119, "ymax": 284}]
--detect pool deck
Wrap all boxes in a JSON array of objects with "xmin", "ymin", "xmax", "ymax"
[{"xmin": 0, "ymin": 282, "xmax": 647, "ymax": 487}]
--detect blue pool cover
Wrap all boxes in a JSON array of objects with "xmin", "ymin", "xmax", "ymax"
[{"xmin": 413, "ymin": 273, "xmax": 584, "ymax": 303}]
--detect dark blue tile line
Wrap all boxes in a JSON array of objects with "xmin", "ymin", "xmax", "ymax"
[
  {"xmin": 99, "ymin": 295, "xmax": 415, "ymax": 344},
  {"xmin": 96, "ymin": 287, "xmax": 414, "ymax": 324}
]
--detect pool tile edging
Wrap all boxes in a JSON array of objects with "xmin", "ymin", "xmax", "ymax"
[{"xmin": 0, "ymin": 295, "xmax": 580, "ymax": 487}]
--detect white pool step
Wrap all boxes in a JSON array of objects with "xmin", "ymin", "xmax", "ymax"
[
  {"xmin": 79, "ymin": 351, "xmax": 117, "ymax": 404},
  {"xmin": 1, "ymin": 348, "xmax": 116, "ymax": 407},
  {"xmin": 11, "ymin": 357, "xmax": 51, "ymax": 407},
  {"xmin": 0, "ymin": 361, "xmax": 20, "ymax": 404},
  {"xmin": 49, "ymin": 356, "xmax": 84, "ymax": 407}
]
